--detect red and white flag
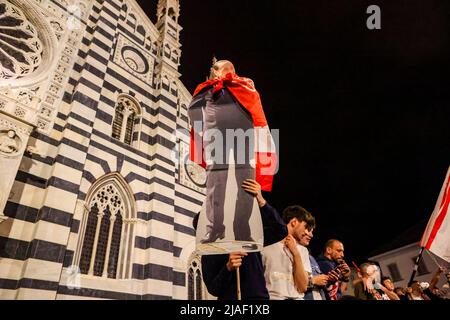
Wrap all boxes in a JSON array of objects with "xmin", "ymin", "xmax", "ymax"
[{"xmin": 421, "ymin": 167, "xmax": 450, "ymax": 262}]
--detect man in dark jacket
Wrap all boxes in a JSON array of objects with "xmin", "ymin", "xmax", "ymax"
[
  {"xmin": 199, "ymin": 179, "xmax": 287, "ymax": 300},
  {"xmin": 316, "ymin": 239, "xmax": 351, "ymax": 300}
]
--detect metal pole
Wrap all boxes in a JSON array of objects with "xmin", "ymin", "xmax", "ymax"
[
  {"xmin": 408, "ymin": 247, "xmax": 425, "ymax": 287},
  {"xmin": 236, "ymin": 267, "xmax": 241, "ymax": 300}
]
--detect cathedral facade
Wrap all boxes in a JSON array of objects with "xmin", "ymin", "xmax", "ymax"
[{"xmin": 0, "ymin": 0, "xmax": 207, "ymax": 299}]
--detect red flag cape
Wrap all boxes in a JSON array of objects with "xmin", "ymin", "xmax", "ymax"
[{"xmin": 190, "ymin": 73, "xmax": 277, "ymax": 191}]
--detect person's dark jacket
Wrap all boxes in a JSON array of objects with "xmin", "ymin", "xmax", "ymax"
[
  {"xmin": 316, "ymin": 254, "xmax": 342, "ymax": 300},
  {"xmin": 353, "ymin": 280, "xmax": 379, "ymax": 300},
  {"xmin": 201, "ymin": 203, "xmax": 287, "ymax": 300},
  {"xmin": 316, "ymin": 254, "xmax": 337, "ymax": 274}
]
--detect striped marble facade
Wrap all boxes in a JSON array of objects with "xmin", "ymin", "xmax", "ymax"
[{"xmin": 0, "ymin": 0, "xmax": 205, "ymax": 300}]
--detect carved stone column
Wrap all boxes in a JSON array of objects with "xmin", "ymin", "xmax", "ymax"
[{"xmin": 0, "ymin": 111, "xmax": 34, "ymax": 223}]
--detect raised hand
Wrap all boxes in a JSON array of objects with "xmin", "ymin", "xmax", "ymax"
[
  {"xmin": 339, "ymin": 261, "xmax": 351, "ymax": 276},
  {"xmin": 284, "ymin": 234, "xmax": 299, "ymax": 257},
  {"xmin": 327, "ymin": 270, "xmax": 340, "ymax": 283},
  {"xmin": 365, "ymin": 278, "xmax": 375, "ymax": 292},
  {"xmin": 242, "ymin": 179, "xmax": 266, "ymax": 207},
  {"xmin": 313, "ymin": 274, "xmax": 329, "ymax": 287}
]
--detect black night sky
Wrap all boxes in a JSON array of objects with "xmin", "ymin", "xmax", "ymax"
[{"xmin": 139, "ymin": 0, "xmax": 450, "ymax": 263}]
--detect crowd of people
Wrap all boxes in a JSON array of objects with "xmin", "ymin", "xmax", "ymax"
[
  {"xmin": 189, "ymin": 59, "xmax": 449, "ymax": 301},
  {"xmin": 195, "ymin": 179, "xmax": 450, "ymax": 301},
  {"xmin": 372, "ymin": 268, "xmax": 450, "ymax": 301}
]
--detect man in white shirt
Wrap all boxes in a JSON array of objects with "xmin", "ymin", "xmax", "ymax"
[{"xmin": 262, "ymin": 205, "xmax": 319, "ymax": 300}]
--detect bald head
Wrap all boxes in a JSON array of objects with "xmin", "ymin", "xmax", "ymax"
[
  {"xmin": 211, "ymin": 60, "xmax": 235, "ymax": 79},
  {"xmin": 324, "ymin": 239, "xmax": 345, "ymax": 262}
]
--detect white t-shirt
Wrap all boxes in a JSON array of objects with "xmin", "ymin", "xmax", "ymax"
[
  {"xmin": 296, "ymin": 244, "xmax": 324, "ymax": 300},
  {"xmin": 262, "ymin": 241, "xmax": 310, "ymax": 300}
]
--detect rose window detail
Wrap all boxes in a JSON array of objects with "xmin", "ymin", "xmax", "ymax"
[
  {"xmin": 0, "ymin": 1, "xmax": 43, "ymax": 80},
  {"xmin": 121, "ymin": 46, "xmax": 149, "ymax": 74}
]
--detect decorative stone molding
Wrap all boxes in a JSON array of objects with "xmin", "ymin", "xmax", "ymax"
[
  {"xmin": 34, "ymin": 0, "xmax": 88, "ymax": 133},
  {"xmin": 0, "ymin": 114, "xmax": 33, "ymax": 135},
  {"xmin": 124, "ymin": 0, "xmax": 160, "ymax": 41},
  {"xmin": 0, "ymin": 91, "xmax": 39, "ymax": 125},
  {"xmin": 0, "ymin": 111, "xmax": 34, "ymax": 223}
]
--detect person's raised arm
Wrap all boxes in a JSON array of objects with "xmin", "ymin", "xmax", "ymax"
[
  {"xmin": 430, "ymin": 267, "xmax": 444, "ymax": 291},
  {"xmin": 241, "ymin": 179, "xmax": 287, "ymax": 246},
  {"xmin": 379, "ymin": 284, "xmax": 400, "ymax": 300},
  {"xmin": 284, "ymin": 235, "xmax": 308, "ymax": 293}
]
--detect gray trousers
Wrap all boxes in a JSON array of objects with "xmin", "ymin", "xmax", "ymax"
[
  {"xmin": 206, "ymin": 166, "xmax": 255, "ymax": 241},
  {"xmin": 189, "ymin": 88, "xmax": 255, "ymax": 241}
]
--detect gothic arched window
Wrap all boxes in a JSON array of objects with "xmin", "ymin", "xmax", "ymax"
[
  {"xmin": 172, "ymin": 50, "xmax": 179, "ymax": 64},
  {"xmin": 188, "ymin": 268, "xmax": 194, "ymax": 300},
  {"xmin": 158, "ymin": 8, "xmax": 166, "ymax": 20},
  {"xmin": 161, "ymin": 75, "xmax": 170, "ymax": 91},
  {"xmin": 128, "ymin": 13, "xmax": 136, "ymax": 23},
  {"xmin": 195, "ymin": 269, "xmax": 202, "ymax": 298},
  {"xmin": 164, "ymin": 44, "xmax": 171, "ymax": 59},
  {"xmin": 168, "ymin": 7, "xmax": 176, "ymax": 20},
  {"xmin": 78, "ymin": 174, "xmax": 136, "ymax": 279},
  {"xmin": 171, "ymin": 81, "xmax": 178, "ymax": 96},
  {"xmin": 136, "ymin": 25, "xmax": 145, "ymax": 37},
  {"xmin": 145, "ymin": 37, "xmax": 152, "ymax": 52},
  {"xmin": 187, "ymin": 256, "xmax": 203, "ymax": 300},
  {"xmin": 111, "ymin": 95, "xmax": 141, "ymax": 146}
]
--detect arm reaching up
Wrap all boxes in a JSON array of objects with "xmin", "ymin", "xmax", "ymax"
[
  {"xmin": 284, "ymin": 235, "xmax": 308, "ymax": 294},
  {"xmin": 242, "ymin": 179, "xmax": 287, "ymax": 246}
]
